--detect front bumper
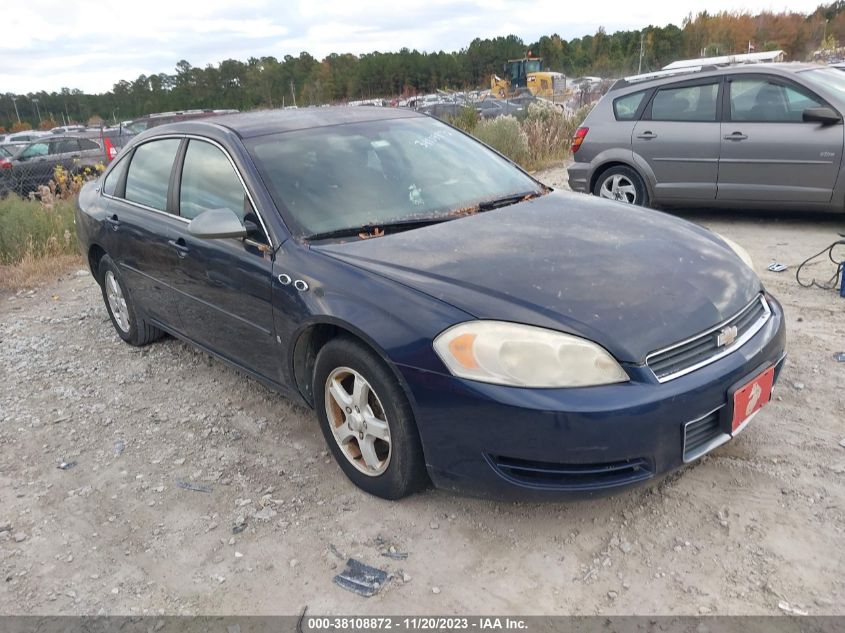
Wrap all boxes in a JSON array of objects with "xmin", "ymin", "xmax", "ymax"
[
  {"xmin": 401, "ymin": 295, "xmax": 786, "ymax": 501},
  {"xmin": 566, "ymin": 161, "xmax": 590, "ymax": 193}
]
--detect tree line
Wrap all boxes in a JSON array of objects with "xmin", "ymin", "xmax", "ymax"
[{"xmin": 2, "ymin": 2, "xmax": 844, "ymax": 131}]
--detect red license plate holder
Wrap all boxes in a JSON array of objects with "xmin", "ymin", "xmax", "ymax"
[{"xmin": 728, "ymin": 365, "xmax": 775, "ymax": 434}]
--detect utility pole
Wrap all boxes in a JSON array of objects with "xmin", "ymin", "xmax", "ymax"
[
  {"xmin": 11, "ymin": 96, "xmax": 20, "ymax": 123},
  {"xmin": 32, "ymin": 97, "xmax": 42, "ymax": 124},
  {"xmin": 638, "ymin": 32, "xmax": 645, "ymax": 74},
  {"xmin": 290, "ymin": 80, "xmax": 297, "ymax": 108}
]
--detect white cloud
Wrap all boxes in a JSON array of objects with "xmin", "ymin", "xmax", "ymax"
[{"xmin": 0, "ymin": 0, "xmax": 824, "ymax": 94}]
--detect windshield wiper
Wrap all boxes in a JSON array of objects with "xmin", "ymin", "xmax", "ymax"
[
  {"xmin": 477, "ymin": 190, "xmax": 544, "ymax": 212},
  {"xmin": 304, "ymin": 216, "xmax": 455, "ymax": 242}
]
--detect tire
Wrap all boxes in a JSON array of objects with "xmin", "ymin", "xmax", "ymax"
[
  {"xmin": 97, "ymin": 255, "xmax": 164, "ymax": 346},
  {"xmin": 593, "ymin": 165, "xmax": 649, "ymax": 207},
  {"xmin": 313, "ymin": 337, "xmax": 428, "ymax": 499}
]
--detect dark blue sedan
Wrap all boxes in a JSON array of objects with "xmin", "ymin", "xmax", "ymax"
[{"xmin": 75, "ymin": 107, "xmax": 786, "ymax": 500}]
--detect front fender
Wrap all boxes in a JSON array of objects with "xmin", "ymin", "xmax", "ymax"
[{"xmin": 272, "ymin": 243, "xmax": 473, "ymax": 400}]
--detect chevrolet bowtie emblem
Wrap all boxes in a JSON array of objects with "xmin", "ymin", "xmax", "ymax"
[{"xmin": 716, "ymin": 325, "xmax": 738, "ymax": 348}]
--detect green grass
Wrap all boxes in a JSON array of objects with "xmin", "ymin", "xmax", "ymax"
[{"xmin": 0, "ymin": 195, "xmax": 78, "ymax": 265}]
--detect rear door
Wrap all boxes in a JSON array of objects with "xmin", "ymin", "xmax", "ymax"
[
  {"xmin": 169, "ymin": 138, "xmax": 279, "ymax": 380},
  {"xmin": 632, "ymin": 78, "xmax": 722, "ymax": 201},
  {"xmin": 102, "ymin": 137, "xmax": 185, "ymax": 329},
  {"xmin": 77, "ymin": 137, "xmax": 105, "ymax": 170},
  {"xmin": 53, "ymin": 138, "xmax": 81, "ymax": 174},
  {"xmin": 14, "ymin": 140, "xmax": 53, "ymax": 192},
  {"xmin": 717, "ymin": 74, "xmax": 844, "ymax": 203}
]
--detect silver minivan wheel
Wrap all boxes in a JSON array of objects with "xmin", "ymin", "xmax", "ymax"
[
  {"xmin": 599, "ymin": 174, "xmax": 638, "ymax": 204},
  {"xmin": 324, "ymin": 366, "xmax": 392, "ymax": 476}
]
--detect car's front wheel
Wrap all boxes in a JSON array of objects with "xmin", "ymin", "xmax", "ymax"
[
  {"xmin": 594, "ymin": 165, "xmax": 649, "ymax": 206},
  {"xmin": 98, "ymin": 255, "xmax": 164, "ymax": 346},
  {"xmin": 313, "ymin": 337, "xmax": 428, "ymax": 499}
]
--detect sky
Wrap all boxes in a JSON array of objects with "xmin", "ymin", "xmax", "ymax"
[{"xmin": 1, "ymin": 0, "xmax": 825, "ymax": 94}]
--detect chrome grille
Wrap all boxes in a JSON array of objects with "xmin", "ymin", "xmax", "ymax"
[{"xmin": 647, "ymin": 295, "xmax": 770, "ymax": 382}]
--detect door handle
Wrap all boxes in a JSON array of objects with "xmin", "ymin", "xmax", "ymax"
[
  {"xmin": 636, "ymin": 131, "xmax": 657, "ymax": 139},
  {"xmin": 724, "ymin": 132, "xmax": 748, "ymax": 141},
  {"xmin": 105, "ymin": 213, "xmax": 120, "ymax": 231},
  {"xmin": 168, "ymin": 238, "xmax": 190, "ymax": 258}
]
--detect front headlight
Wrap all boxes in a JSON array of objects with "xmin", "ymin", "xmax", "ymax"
[
  {"xmin": 433, "ymin": 321, "xmax": 629, "ymax": 388},
  {"xmin": 716, "ymin": 233, "xmax": 754, "ymax": 270}
]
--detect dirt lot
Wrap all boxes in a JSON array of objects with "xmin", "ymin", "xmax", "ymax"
[{"xmin": 1, "ymin": 166, "xmax": 844, "ymax": 616}]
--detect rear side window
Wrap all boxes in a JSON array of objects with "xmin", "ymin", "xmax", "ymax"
[
  {"xmin": 124, "ymin": 139, "xmax": 181, "ymax": 211},
  {"xmin": 614, "ymin": 91, "xmax": 646, "ymax": 120},
  {"xmin": 79, "ymin": 138, "xmax": 100, "ymax": 151},
  {"xmin": 729, "ymin": 79, "xmax": 823, "ymax": 122},
  {"xmin": 54, "ymin": 139, "xmax": 79, "ymax": 154},
  {"xmin": 179, "ymin": 140, "xmax": 250, "ymax": 221},
  {"xmin": 651, "ymin": 83, "xmax": 719, "ymax": 121}
]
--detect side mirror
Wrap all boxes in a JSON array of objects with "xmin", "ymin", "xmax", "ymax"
[
  {"xmin": 187, "ymin": 208, "xmax": 247, "ymax": 239},
  {"xmin": 803, "ymin": 106, "xmax": 841, "ymax": 125}
]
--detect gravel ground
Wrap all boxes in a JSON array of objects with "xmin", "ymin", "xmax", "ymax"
[{"xmin": 1, "ymin": 167, "xmax": 844, "ymax": 616}]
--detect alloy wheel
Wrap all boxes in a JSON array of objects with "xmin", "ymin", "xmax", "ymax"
[
  {"xmin": 104, "ymin": 270, "xmax": 130, "ymax": 333},
  {"xmin": 599, "ymin": 174, "xmax": 638, "ymax": 204},
  {"xmin": 324, "ymin": 366, "xmax": 392, "ymax": 476}
]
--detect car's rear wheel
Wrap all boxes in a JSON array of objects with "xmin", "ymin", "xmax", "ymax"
[
  {"xmin": 98, "ymin": 255, "xmax": 164, "ymax": 346},
  {"xmin": 594, "ymin": 165, "xmax": 649, "ymax": 206},
  {"xmin": 313, "ymin": 337, "xmax": 428, "ymax": 499}
]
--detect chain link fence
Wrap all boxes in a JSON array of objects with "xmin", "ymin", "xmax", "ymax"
[{"xmin": 1, "ymin": 126, "xmax": 134, "ymax": 199}]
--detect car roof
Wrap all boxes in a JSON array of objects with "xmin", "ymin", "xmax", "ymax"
[
  {"xmin": 611, "ymin": 62, "xmax": 828, "ymax": 93},
  {"xmin": 148, "ymin": 106, "xmax": 425, "ymax": 139}
]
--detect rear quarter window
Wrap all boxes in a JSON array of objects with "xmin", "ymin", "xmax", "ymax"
[
  {"xmin": 613, "ymin": 91, "xmax": 646, "ymax": 120},
  {"xmin": 102, "ymin": 155, "xmax": 129, "ymax": 197}
]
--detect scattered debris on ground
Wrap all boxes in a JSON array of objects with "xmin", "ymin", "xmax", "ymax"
[{"xmin": 333, "ymin": 559, "xmax": 389, "ymax": 597}]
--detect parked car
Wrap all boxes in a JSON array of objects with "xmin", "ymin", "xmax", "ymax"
[
  {"xmin": 418, "ymin": 102, "xmax": 465, "ymax": 120},
  {"xmin": 76, "ymin": 107, "xmax": 785, "ymax": 500},
  {"xmin": 475, "ymin": 97, "xmax": 526, "ymax": 119},
  {"xmin": 568, "ymin": 63, "xmax": 845, "ymax": 211},
  {"xmin": 0, "ymin": 133, "xmax": 114, "ymax": 196}
]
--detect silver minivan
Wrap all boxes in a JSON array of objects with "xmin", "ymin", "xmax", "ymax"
[{"xmin": 568, "ymin": 63, "xmax": 845, "ymax": 211}]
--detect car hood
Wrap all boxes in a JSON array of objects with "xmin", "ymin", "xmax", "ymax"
[{"xmin": 314, "ymin": 192, "xmax": 762, "ymax": 363}]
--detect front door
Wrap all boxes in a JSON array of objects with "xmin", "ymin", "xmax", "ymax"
[
  {"xmin": 170, "ymin": 138, "xmax": 279, "ymax": 381},
  {"xmin": 717, "ymin": 75, "xmax": 844, "ymax": 203},
  {"xmin": 632, "ymin": 79, "xmax": 722, "ymax": 201}
]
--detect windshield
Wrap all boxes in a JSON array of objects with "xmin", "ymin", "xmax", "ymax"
[
  {"xmin": 246, "ymin": 117, "xmax": 541, "ymax": 237},
  {"xmin": 799, "ymin": 67, "xmax": 845, "ymax": 97}
]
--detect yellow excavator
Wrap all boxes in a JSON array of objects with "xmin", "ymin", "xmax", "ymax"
[{"xmin": 490, "ymin": 55, "xmax": 566, "ymax": 101}]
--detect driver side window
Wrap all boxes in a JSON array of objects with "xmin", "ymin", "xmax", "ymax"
[
  {"xmin": 179, "ymin": 140, "xmax": 267, "ymax": 243},
  {"xmin": 21, "ymin": 142, "xmax": 49, "ymax": 158},
  {"xmin": 730, "ymin": 78, "xmax": 823, "ymax": 122}
]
